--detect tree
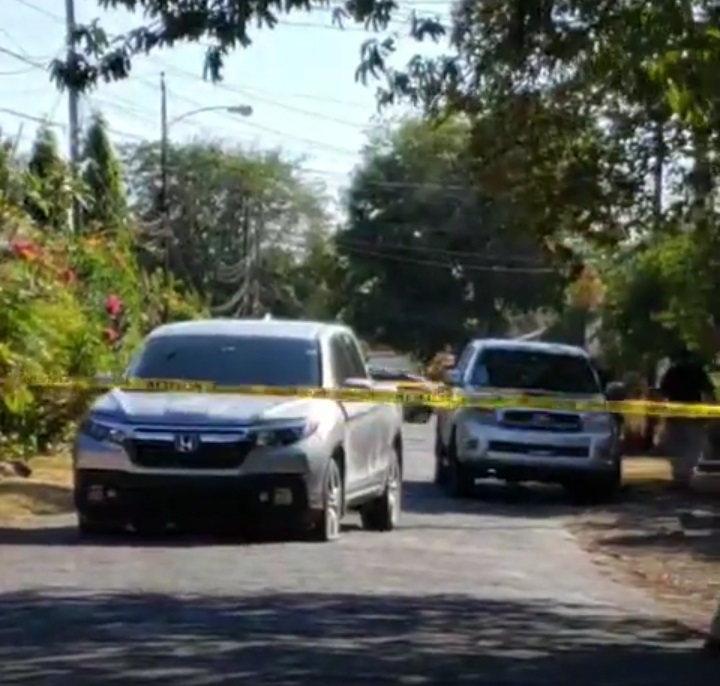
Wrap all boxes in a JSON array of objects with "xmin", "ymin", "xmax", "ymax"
[
  {"xmin": 336, "ymin": 117, "xmax": 565, "ymax": 360},
  {"xmin": 81, "ymin": 111, "xmax": 127, "ymax": 230},
  {"xmin": 50, "ymin": 2, "xmax": 444, "ymax": 92},
  {"xmin": 122, "ymin": 139, "xmax": 337, "ymax": 317},
  {"xmin": 25, "ymin": 126, "xmax": 71, "ymax": 232}
]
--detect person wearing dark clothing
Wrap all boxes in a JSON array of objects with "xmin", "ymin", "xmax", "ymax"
[
  {"xmin": 659, "ymin": 348, "xmax": 714, "ymax": 403},
  {"xmin": 658, "ymin": 347, "xmax": 715, "ymax": 487}
]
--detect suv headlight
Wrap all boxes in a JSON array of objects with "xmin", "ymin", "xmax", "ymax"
[
  {"xmin": 79, "ymin": 416, "xmax": 128, "ymax": 444},
  {"xmin": 465, "ymin": 407, "xmax": 497, "ymax": 426},
  {"xmin": 253, "ymin": 419, "xmax": 319, "ymax": 447},
  {"xmin": 582, "ymin": 412, "xmax": 614, "ymax": 434}
]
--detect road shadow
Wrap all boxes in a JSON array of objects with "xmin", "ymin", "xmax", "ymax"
[
  {"xmin": 0, "ymin": 590, "xmax": 714, "ymax": 685},
  {"xmin": 0, "ymin": 522, "xmax": 361, "ymax": 548},
  {"xmin": 573, "ymin": 484, "xmax": 720, "ymax": 562},
  {"xmin": 401, "ymin": 479, "xmax": 628, "ymax": 520}
]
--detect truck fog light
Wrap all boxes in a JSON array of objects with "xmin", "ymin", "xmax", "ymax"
[{"xmin": 274, "ymin": 488, "xmax": 293, "ymax": 505}]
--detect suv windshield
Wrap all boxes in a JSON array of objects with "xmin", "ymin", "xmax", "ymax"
[
  {"xmin": 468, "ymin": 348, "xmax": 600, "ymax": 395},
  {"xmin": 127, "ymin": 335, "xmax": 321, "ymax": 387}
]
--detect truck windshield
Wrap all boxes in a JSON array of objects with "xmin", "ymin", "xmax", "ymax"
[
  {"xmin": 468, "ymin": 348, "xmax": 600, "ymax": 395},
  {"xmin": 127, "ymin": 335, "xmax": 322, "ymax": 388}
]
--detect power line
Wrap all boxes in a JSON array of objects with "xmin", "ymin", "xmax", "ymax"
[
  {"xmin": 12, "ymin": 0, "xmax": 63, "ymax": 21},
  {"xmin": 0, "ymin": 45, "xmax": 50, "ymax": 70},
  {"xmin": 4, "ymin": 94, "xmax": 491, "ymax": 196}
]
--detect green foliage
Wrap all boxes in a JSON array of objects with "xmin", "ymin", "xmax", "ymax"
[
  {"xmin": 0, "ymin": 129, "xmax": 207, "ymax": 458},
  {"xmin": 51, "ymin": 2, "xmax": 443, "ymax": 92},
  {"xmin": 599, "ymin": 233, "xmax": 718, "ymax": 373},
  {"xmin": 122, "ymin": 139, "xmax": 337, "ymax": 319},
  {"xmin": 337, "ymin": 117, "xmax": 565, "ymax": 360},
  {"xmin": 80, "ymin": 112, "xmax": 127, "ymax": 229},
  {"xmin": 24, "ymin": 126, "xmax": 72, "ymax": 232},
  {"xmin": 0, "ymin": 110, "xmax": 343, "ymax": 461}
]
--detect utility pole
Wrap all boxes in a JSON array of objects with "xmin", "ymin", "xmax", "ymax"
[
  {"xmin": 251, "ymin": 204, "xmax": 263, "ymax": 316},
  {"xmin": 65, "ymin": 0, "xmax": 81, "ymax": 233},
  {"xmin": 159, "ymin": 72, "xmax": 170, "ymax": 278},
  {"xmin": 241, "ymin": 198, "xmax": 251, "ymax": 316},
  {"xmin": 158, "ymin": 72, "xmax": 171, "ymax": 322}
]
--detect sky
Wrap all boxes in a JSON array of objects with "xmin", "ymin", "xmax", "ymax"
[{"xmin": 0, "ymin": 0, "xmax": 453, "ymax": 209}]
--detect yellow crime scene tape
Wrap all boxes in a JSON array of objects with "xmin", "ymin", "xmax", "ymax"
[{"xmin": 3, "ymin": 374, "xmax": 720, "ymax": 418}]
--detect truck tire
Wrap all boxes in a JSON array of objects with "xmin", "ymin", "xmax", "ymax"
[
  {"xmin": 361, "ymin": 449, "xmax": 402, "ymax": 531},
  {"xmin": 446, "ymin": 433, "xmax": 475, "ymax": 498},
  {"xmin": 434, "ymin": 427, "xmax": 449, "ymax": 485},
  {"xmin": 309, "ymin": 458, "xmax": 343, "ymax": 542}
]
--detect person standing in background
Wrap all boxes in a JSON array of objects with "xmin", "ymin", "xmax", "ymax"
[{"xmin": 658, "ymin": 345, "xmax": 715, "ymax": 488}]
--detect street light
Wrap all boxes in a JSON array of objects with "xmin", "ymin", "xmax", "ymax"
[
  {"xmin": 160, "ymin": 73, "xmax": 253, "ymax": 216},
  {"xmin": 160, "ymin": 100, "xmax": 252, "ymax": 216},
  {"xmin": 167, "ymin": 104, "xmax": 254, "ymax": 128}
]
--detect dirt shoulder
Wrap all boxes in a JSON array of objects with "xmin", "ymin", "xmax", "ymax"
[
  {"xmin": 0, "ymin": 452, "xmax": 73, "ymax": 522},
  {"xmin": 568, "ymin": 457, "xmax": 719, "ymax": 631}
]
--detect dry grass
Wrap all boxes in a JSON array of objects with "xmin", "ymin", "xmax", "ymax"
[
  {"xmin": 622, "ymin": 455, "xmax": 672, "ymax": 483},
  {"xmin": 0, "ymin": 452, "xmax": 73, "ymax": 522}
]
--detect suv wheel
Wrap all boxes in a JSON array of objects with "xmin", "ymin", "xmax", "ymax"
[
  {"xmin": 446, "ymin": 433, "xmax": 475, "ymax": 499},
  {"xmin": 361, "ymin": 450, "xmax": 402, "ymax": 531},
  {"xmin": 434, "ymin": 428, "xmax": 449, "ymax": 485},
  {"xmin": 310, "ymin": 459, "xmax": 343, "ymax": 542}
]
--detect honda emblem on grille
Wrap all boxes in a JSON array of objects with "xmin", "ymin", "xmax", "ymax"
[
  {"xmin": 175, "ymin": 434, "xmax": 199, "ymax": 453},
  {"xmin": 534, "ymin": 414, "xmax": 551, "ymax": 424}
]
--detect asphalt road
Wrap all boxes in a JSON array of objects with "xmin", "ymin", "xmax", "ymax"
[{"xmin": 0, "ymin": 420, "xmax": 716, "ymax": 685}]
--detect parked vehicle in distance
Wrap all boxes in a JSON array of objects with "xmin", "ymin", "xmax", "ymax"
[
  {"xmin": 434, "ymin": 339, "xmax": 622, "ymax": 501},
  {"xmin": 367, "ymin": 365, "xmax": 435, "ymax": 423},
  {"xmin": 73, "ymin": 318, "xmax": 424, "ymax": 541}
]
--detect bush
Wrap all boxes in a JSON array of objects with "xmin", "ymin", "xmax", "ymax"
[{"xmin": 0, "ymin": 229, "xmax": 206, "ymax": 457}]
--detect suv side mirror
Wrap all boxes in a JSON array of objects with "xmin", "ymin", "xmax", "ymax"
[
  {"xmin": 443, "ymin": 368, "xmax": 462, "ymax": 387},
  {"xmin": 343, "ymin": 377, "xmax": 374, "ymax": 390},
  {"xmin": 604, "ymin": 381, "xmax": 627, "ymax": 401}
]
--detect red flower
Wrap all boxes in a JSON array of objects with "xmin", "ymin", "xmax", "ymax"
[
  {"xmin": 105, "ymin": 294, "xmax": 123, "ymax": 316},
  {"xmin": 104, "ymin": 327, "xmax": 119, "ymax": 343},
  {"xmin": 60, "ymin": 268, "xmax": 77, "ymax": 285},
  {"xmin": 10, "ymin": 239, "xmax": 42, "ymax": 261}
]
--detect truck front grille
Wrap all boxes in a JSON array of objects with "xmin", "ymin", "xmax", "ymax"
[
  {"xmin": 127, "ymin": 438, "xmax": 254, "ymax": 469},
  {"xmin": 501, "ymin": 410, "xmax": 582, "ymax": 433}
]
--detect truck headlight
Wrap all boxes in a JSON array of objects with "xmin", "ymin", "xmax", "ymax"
[
  {"xmin": 466, "ymin": 408, "xmax": 497, "ymax": 426},
  {"xmin": 582, "ymin": 413, "xmax": 614, "ymax": 434},
  {"xmin": 253, "ymin": 419, "xmax": 319, "ymax": 447},
  {"xmin": 79, "ymin": 417, "xmax": 128, "ymax": 444}
]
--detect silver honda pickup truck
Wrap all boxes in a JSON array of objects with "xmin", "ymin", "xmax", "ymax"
[
  {"xmin": 434, "ymin": 338, "xmax": 622, "ymax": 501},
  {"xmin": 73, "ymin": 318, "xmax": 428, "ymax": 540}
]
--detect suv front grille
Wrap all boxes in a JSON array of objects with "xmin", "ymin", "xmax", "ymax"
[
  {"xmin": 489, "ymin": 440, "xmax": 589, "ymax": 458},
  {"xmin": 126, "ymin": 438, "xmax": 254, "ymax": 469},
  {"xmin": 501, "ymin": 410, "xmax": 582, "ymax": 433}
]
